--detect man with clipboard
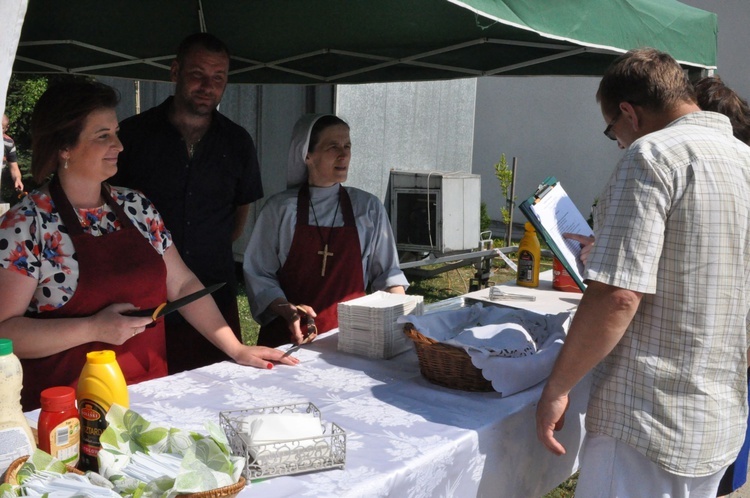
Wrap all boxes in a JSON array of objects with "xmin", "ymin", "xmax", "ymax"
[{"xmin": 536, "ymin": 48, "xmax": 750, "ymax": 498}]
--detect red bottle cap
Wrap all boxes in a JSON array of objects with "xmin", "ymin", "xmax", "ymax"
[{"xmin": 40, "ymin": 386, "xmax": 77, "ymax": 412}]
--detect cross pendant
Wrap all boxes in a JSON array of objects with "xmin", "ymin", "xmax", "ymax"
[{"xmin": 318, "ymin": 244, "xmax": 334, "ymax": 277}]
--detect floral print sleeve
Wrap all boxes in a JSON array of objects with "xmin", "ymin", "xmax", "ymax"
[{"xmin": 0, "ymin": 185, "xmax": 171, "ymax": 313}]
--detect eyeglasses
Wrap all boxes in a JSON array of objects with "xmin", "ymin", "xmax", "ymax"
[{"xmin": 603, "ymin": 111, "xmax": 621, "ymax": 141}]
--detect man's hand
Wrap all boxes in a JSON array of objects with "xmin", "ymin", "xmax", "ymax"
[
  {"xmin": 536, "ymin": 389, "xmax": 570, "ymax": 456},
  {"xmin": 563, "ymin": 232, "xmax": 595, "ymax": 266}
]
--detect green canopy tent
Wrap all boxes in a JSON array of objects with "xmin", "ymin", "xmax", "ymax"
[{"xmin": 14, "ymin": 0, "xmax": 716, "ymax": 84}]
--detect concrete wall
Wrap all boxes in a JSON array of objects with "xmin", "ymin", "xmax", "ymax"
[
  {"xmin": 472, "ymin": 0, "xmax": 750, "ymax": 230},
  {"xmin": 336, "ymin": 79, "xmax": 477, "ymax": 201}
]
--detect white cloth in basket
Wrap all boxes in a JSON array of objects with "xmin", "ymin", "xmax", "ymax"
[
  {"xmin": 453, "ymin": 323, "xmax": 537, "ymax": 357},
  {"xmin": 398, "ymin": 304, "xmax": 571, "ymax": 396}
]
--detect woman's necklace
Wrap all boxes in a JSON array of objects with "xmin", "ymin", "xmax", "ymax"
[{"xmin": 309, "ymin": 192, "xmax": 341, "ymax": 277}]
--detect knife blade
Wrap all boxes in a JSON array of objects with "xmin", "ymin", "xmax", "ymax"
[
  {"xmin": 124, "ymin": 282, "xmax": 226, "ymax": 321},
  {"xmin": 281, "ymin": 333, "xmax": 316, "ymax": 358}
]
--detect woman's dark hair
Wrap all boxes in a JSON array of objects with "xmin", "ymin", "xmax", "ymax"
[
  {"xmin": 31, "ymin": 79, "xmax": 120, "ymax": 183},
  {"xmin": 694, "ymin": 76, "xmax": 750, "ymax": 145},
  {"xmin": 308, "ymin": 115, "xmax": 349, "ymax": 153}
]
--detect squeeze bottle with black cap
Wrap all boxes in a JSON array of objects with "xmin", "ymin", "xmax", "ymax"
[
  {"xmin": 516, "ymin": 222, "xmax": 541, "ymax": 287},
  {"xmin": 77, "ymin": 350, "xmax": 129, "ymax": 472},
  {"xmin": 0, "ymin": 338, "xmax": 36, "ymax": 473}
]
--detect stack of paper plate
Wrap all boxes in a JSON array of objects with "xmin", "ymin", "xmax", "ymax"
[{"xmin": 337, "ymin": 291, "xmax": 424, "ymax": 359}]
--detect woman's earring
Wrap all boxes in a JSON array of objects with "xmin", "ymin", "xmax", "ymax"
[{"xmin": 63, "ymin": 159, "xmax": 68, "ymax": 169}]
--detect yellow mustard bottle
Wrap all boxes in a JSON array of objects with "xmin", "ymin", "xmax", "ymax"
[
  {"xmin": 516, "ymin": 222, "xmax": 541, "ymax": 288},
  {"xmin": 77, "ymin": 350, "xmax": 129, "ymax": 472}
]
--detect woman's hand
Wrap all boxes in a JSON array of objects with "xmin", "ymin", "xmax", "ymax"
[
  {"xmin": 91, "ymin": 303, "xmax": 155, "ymax": 345},
  {"xmin": 232, "ymin": 345, "xmax": 301, "ymax": 369}
]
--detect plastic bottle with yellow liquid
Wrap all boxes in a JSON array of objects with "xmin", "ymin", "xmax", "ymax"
[
  {"xmin": 77, "ymin": 350, "xmax": 129, "ymax": 472},
  {"xmin": 516, "ymin": 222, "xmax": 541, "ymax": 287}
]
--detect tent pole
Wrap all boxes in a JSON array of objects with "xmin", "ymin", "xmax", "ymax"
[
  {"xmin": 134, "ymin": 80, "xmax": 140, "ymax": 115},
  {"xmin": 198, "ymin": 0, "xmax": 207, "ymax": 32},
  {"xmin": 505, "ymin": 157, "xmax": 518, "ymax": 247}
]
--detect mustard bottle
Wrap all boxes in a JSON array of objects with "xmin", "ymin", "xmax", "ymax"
[
  {"xmin": 77, "ymin": 350, "xmax": 129, "ymax": 472},
  {"xmin": 517, "ymin": 222, "xmax": 541, "ymax": 287}
]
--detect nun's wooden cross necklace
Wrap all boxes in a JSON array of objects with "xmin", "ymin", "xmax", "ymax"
[{"xmin": 310, "ymin": 194, "xmax": 341, "ymax": 277}]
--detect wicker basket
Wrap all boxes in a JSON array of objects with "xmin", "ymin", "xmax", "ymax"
[
  {"xmin": 180, "ymin": 477, "xmax": 246, "ymax": 498},
  {"xmin": 3, "ymin": 455, "xmax": 83, "ymax": 484},
  {"xmin": 3, "ymin": 456, "xmax": 246, "ymax": 498},
  {"xmin": 403, "ymin": 323, "xmax": 494, "ymax": 392}
]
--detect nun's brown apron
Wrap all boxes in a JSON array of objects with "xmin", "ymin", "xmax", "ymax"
[{"xmin": 257, "ymin": 184, "xmax": 365, "ymax": 347}]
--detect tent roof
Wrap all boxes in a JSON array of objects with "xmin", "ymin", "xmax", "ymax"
[{"xmin": 14, "ymin": 0, "xmax": 717, "ymax": 84}]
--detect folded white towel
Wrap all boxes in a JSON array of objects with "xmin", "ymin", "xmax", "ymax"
[
  {"xmin": 454, "ymin": 323, "xmax": 537, "ymax": 357},
  {"xmin": 399, "ymin": 303, "xmax": 571, "ymax": 396}
]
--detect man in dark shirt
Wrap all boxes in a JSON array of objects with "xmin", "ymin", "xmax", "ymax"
[{"xmin": 114, "ymin": 33, "xmax": 263, "ymax": 374}]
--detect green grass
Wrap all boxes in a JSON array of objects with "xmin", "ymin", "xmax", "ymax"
[
  {"xmin": 236, "ymin": 281, "xmax": 260, "ymax": 346},
  {"xmin": 234, "ymin": 248, "xmax": 575, "ymax": 497}
]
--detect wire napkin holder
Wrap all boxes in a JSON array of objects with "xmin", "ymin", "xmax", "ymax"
[{"xmin": 219, "ymin": 402, "xmax": 346, "ymax": 479}]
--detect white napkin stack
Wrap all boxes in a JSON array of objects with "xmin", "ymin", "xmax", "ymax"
[
  {"xmin": 240, "ymin": 413, "xmax": 329, "ymax": 466},
  {"xmin": 241, "ymin": 413, "xmax": 324, "ymax": 443},
  {"xmin": 338, "ymin": 291, "xmax": 424, "ymax": 359}
]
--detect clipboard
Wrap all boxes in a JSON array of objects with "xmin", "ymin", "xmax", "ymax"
[{"xmin": 519, "ymin": 176, "xmax": 591, "ymax": 292}]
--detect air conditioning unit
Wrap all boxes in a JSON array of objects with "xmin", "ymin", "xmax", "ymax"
[{"xmin": 389, "ymin": 170, "xmax": 481, "ymax": 254}]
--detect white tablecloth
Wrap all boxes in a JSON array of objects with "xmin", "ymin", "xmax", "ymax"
[
  {"xmin": 129, "ymin": 336, "xmax": 588, "ymax": 496},
  {"xmin": 27, "ymin": 275, "xmax": 590, "ymax": 497}
]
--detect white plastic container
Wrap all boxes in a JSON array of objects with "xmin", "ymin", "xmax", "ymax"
[{"xmin": 0, "ymin": 338, "xmax": 36, "ymax": 474}]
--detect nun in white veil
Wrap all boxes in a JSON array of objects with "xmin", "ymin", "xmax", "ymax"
[{"xmin": 243, "ymin": 113, "xmax": 408, "ymax": 348}]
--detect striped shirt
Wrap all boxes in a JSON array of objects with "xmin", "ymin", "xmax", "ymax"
[{"xmin": 584, "ymin": 111, "xmax": 750, "ymax": 476}]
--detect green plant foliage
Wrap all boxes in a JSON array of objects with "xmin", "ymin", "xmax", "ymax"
[
  {"xmin": 479, "ymin": 201, "xmax": 491, "ymax": 232},
  {"xmin": 2, "ymin": 75, "xmax": 48, "ymax": 204},
  {"xmin": 493, "ymin": 153, "xmax": 515, "ymax": 226},
  {"xmin": 5, "ymin": 75, "xmax": 48, "ymax": 150}
]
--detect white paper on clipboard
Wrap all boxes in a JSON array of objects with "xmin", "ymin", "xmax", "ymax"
[{"xmin": 527, "ymin": 183, "xmax": 593, "ymax": 283}]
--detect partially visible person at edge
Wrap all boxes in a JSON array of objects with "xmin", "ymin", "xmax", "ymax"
[
  {"xmin": 242, "ymin": 114, "xmax": 409, "ymax": 348},
  {"xmin": 694, "ymin": 75, "xmax": 750, "ymax": 498},
  {"xmin": 113, "ymin": 33, "xmax": 263, "ymax": 374},
  {"xmin": 0, "ymin": 80, "xmax": 296, "ymax": 411},
  {"xmin": 536, "ymin": 48, "xmax": 750, "ymax": 498},
  {"xmin": 3, "ymin": 114, "xmax": 25, "ymax": 197}
]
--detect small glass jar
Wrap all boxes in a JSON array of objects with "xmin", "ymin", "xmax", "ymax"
[{"xmin": 39, "ymin": 386, "xmax": 80, "ymax": 466}]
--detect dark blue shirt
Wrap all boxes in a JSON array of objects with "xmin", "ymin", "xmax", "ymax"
[{"xmin": 113, "ymin": 97, "xmax": 263, "ymax": 289}]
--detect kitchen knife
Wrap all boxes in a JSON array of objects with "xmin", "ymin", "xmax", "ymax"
[{"xmin": 124, "ymin": 282, "xmax": 225, "ymax": 321}]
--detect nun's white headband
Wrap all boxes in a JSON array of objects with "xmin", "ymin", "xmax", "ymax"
[{"xmin": 286, "ymin": 113, "xmax": 330, "ymax": 189}]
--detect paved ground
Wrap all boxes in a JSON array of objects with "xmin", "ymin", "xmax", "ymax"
[{"xmin": 733, "ymin": 480, "xmax": 750, "ymax": 498}]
